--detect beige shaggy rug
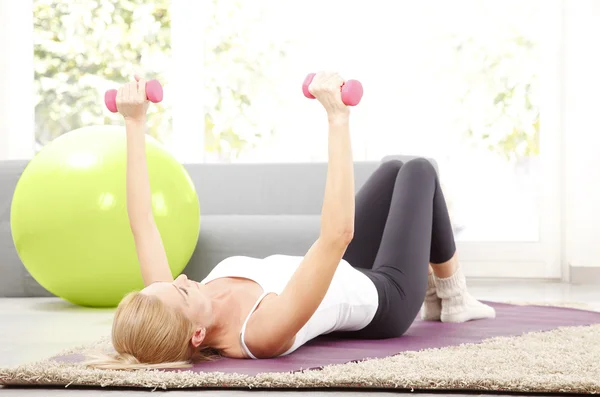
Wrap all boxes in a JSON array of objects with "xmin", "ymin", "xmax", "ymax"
[{"xmin": 0, "ymin": 323, "xmax": 598, "ymax": 394}]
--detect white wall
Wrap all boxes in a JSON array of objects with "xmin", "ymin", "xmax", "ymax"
[
  {"xmin": 0, "ymin": 0, "xmax": 35, "ymax": 159},
  {"xmin": 563, "ymin": 0, "xmax": 600, "ymax": 270},
  {"xmin": 169, "ymin": 0, "xmax": 205, "ymax": 163}
]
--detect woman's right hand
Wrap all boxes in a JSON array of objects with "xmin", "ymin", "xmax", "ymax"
[
  {"xmin": 308, "ymin": 72, "xmax": 350, "ymax": 120},
  {"xmin": 116, "ymin": 76, "xmax": 150, "ymax": 123}
]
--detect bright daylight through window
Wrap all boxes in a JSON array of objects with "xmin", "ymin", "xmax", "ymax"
[{"xmin": 33, "ymin": 0, "xmax": 550, "ymax": 245}]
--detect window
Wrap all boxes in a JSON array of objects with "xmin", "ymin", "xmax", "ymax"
[
  {"xmin": 32, "ymin": 0, "xmax": 172, "ymax": 148},
  {"xmin": 6, "ymin": 0, "xmax": 564, "ymax": 278},
  {"xmin": 183, "ymin": 0, "xmax": 563, "ymax": 278}
]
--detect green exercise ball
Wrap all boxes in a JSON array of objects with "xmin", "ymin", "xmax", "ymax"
[{"xmin": 10, "ymin": 125, "xmax": 200, "ymax": 308}]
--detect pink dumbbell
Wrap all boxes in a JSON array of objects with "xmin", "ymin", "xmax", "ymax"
[
  {"xmin": 302, "ymin": 73, "xmax": 363, "ymax": 106},
  {"xmin": 104, "ymin": 79, "xmax": 164, "ymax": 113}
]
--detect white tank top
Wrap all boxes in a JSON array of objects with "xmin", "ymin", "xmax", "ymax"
[{"xmin": 200, "ymin": 254, "xmax": 379, "ymax": 358}]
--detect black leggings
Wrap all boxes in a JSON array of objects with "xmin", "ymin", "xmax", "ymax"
[{"xmin": 338, "ymin": 158, "xmax": 456, "ymax": 339}]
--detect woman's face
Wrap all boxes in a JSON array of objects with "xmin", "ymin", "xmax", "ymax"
[{"xmin": 142, "ymin": 274, "xmax": 213, "ymax": 327}]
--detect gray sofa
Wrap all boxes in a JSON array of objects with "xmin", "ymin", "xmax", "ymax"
[{"xmin": 0, "ymin": 155, "xmax": 437, "ymax": 298}]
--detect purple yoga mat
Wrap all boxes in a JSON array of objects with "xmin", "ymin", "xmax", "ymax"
[{"xmin": 56, "ymin": 301, "xmax": 600, "ymax": 376}]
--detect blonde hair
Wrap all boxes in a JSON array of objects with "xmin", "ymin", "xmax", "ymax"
[{"xmin": 84, "ymin": 292, "xmax": 218, "ymax": 370}]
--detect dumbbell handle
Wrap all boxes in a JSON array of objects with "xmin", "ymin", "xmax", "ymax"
[
  {"xmin": 302, "ymin": 73, "xmax": 363, "ymax": 106},
  {"xmin": 104, "ymin": 79, "xmax": 164, "ymax": 113}
]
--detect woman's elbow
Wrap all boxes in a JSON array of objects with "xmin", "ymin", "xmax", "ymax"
[
  {"xmin": 321, "ymin": 227, "xmax": 354, "ymax": 247},
  {"xmin": 337, "ymin": 232, "xmax": 354, "ymax": 247}
]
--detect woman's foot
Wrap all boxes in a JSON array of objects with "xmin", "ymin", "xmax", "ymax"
[
  {"xmin": 421, "ymin": 272, "xmax": 442, "ymax": 321},
  {"xmin": 434, "ymin": 265, "xmax": 496, "ymax": 323}
]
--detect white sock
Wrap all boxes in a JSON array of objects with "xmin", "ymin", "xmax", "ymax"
[
  {"xmin": 421, "ymin": 273, "xmax": 442, "ymax": 321},
  {"xmin": 434, "ymin": 265, "xmax": 496, "ymax": 323}
]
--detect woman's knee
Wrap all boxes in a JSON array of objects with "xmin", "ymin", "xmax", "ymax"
[
  {"xmin": 379, "ymin": 159, "xmax": 404, "ymax": 174},
  {"xmin": 401, "ymin": 157, "xmax": 437, "ymax": 179}
]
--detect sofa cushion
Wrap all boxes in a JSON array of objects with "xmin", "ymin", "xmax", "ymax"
[{"xmin": 185, "ymin": 215, "xmax": 320, "ymax": 281}]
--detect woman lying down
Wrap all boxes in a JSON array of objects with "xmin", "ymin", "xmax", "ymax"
[{"xmin": 86, "ymin": 72, "xmax": 494, "ymax": 370}]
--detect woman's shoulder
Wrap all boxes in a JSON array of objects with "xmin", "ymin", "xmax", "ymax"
[{"xmin": 199, "ymin": 256, "xmax": 258, "ymax": 283}]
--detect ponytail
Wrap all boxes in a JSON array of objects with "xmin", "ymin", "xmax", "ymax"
[{"xmin": 83, "ymin": 351, "xmax": 192, "ymax": 370}]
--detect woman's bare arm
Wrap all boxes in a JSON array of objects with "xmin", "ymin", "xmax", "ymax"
[
  {"xmin": 245, "ymin": 72, "xmax": 355, "ymax": 358},
  {"xmin": 118, "ymin": 78, "xmax": 172, "ymax": 286}
]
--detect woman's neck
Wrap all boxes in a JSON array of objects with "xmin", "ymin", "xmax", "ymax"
[{"xmin": 201, "ymin": 284, "xmax": 242, "ymax": 352}]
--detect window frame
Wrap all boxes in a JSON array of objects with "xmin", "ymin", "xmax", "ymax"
[{"xmin": 456, "ymin": 0, "xmax": 565, "ymax": 279}]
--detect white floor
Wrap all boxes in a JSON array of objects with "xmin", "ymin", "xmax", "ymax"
[{"xmin": 1, "ymin": 279, "xmax": 599, "ymax": 396}]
